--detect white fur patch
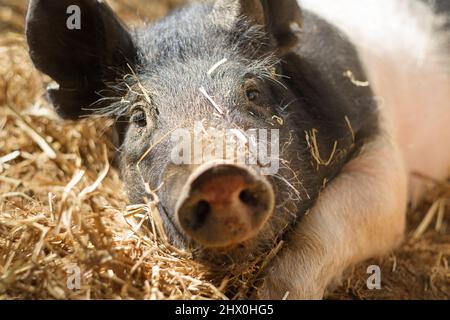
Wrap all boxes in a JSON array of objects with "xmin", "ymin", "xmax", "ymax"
[{"xmin": 298, "ymin": 0, "xmax": 450, "ymax": 198}]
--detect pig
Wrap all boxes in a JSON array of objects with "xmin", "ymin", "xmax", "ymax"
[{"xmin": 25, "ymin": 0, "xmax": 450, "ymax": 299}]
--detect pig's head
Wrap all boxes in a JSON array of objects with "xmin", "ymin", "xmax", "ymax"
[{"xmin": 26, "ymin": 0, "xmax": 363, "ymax": 262}]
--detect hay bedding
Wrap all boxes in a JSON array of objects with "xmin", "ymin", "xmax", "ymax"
[{"xmin": 0, "ymin": 0, "xmax": 448, "ymax": 300}]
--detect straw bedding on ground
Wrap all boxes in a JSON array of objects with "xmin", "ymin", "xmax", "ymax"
[{"xmin": 0, "ymin": 0, "xmax": 448, "ymax": 300}]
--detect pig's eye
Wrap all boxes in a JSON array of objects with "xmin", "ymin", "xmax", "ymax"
[
  {"xmin": 246, "ymin": 89, "xmax": 260, "ymax": 102},
  {"xmin": 130, "ymin": 108, "xmax": 147, "ymax": 128}
]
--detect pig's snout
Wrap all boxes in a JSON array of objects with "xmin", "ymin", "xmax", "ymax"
[{"xmin": 176, "ymin": 163, "xmax": 275, "ymax": 248}]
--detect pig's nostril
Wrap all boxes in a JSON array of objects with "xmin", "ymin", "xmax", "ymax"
[
  {"xmin": 239, "ymin": 189, "xmax": 258, "ymax": 207},
  {"xmin": 191, "ymin": 200, "xmax": 211, "ymax": 230},
  {"xmin": 176, "ymin": 163, "xmax": 275, "ymax": 248}
]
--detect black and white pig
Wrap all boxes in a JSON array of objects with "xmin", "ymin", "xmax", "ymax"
[{"xmin": 25, "ymin": 0, "xmax": 450, "ymax": 299}]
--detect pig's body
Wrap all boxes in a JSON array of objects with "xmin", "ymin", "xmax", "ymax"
[
  {"xmin": 258, "ymin": 0, "xmax": 450, "ymax": 298},
  {"xmin": 25, "ymin": 0, "xmax": 449, "ymax": 299}
]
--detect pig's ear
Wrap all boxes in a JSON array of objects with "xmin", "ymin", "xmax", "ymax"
[
  {"xmin": 213, "ymin": 0, "xmax": 302, "ymax": 52},
  {"xmin": 26, "ymin": 0, "xmax": 137, "ymax": 119}
]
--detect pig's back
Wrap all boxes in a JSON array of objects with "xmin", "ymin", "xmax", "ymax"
[{"xmin": 299, "ymin": 0, "xmax": 450, "ymax": 198}]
